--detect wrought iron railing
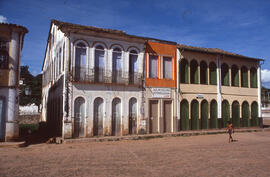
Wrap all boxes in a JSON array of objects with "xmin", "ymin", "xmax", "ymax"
[{"xmin": 71, "ymin": 67, "xmax": 142, "ymax": 86}]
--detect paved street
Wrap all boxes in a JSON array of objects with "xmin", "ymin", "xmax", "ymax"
[{"xmin": 1, "ymin": 129, "xmax": 270, "ymax": 177}]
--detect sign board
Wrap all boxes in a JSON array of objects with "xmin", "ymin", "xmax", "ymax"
[
  {"xmin": 151, "ymin": 88, "xmax": 171, "ymax": 98},
  {"xmin": 196, "ymin": 94, "xmax": 204, "ymax": 99}
]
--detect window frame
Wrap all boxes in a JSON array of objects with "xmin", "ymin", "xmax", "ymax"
[
  {"xmin": 162, "ymin": 55, "xmax": 173, "ymax": 80},
  {"xmin": 148, "ymin": 53, "xmax": 159, "ymax": 79}
]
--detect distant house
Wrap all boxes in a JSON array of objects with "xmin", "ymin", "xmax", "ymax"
[
  {"xmin": 42, "ymin": 20, "xmax": 263, "ymax": 139},
  {"xmin": 0, "ymin": 23, "xmax": 28, "ymax": 141},
  {"xmin": 261, "ymin": 87, "xmax": 270, "ymax": 119}
]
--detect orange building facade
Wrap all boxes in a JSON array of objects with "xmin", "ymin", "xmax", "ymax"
[{"xmin": 143, "ymin": 40, "xmax": 178, "ymax": 133}]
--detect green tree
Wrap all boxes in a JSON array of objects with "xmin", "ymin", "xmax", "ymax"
[{"xmin": 19, "ymin": 66, "xmax": 42, "ymax": 110}]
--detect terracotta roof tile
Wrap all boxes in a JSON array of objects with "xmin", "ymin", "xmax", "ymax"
[
  {"xmin": 177, "ymin": 44, "xmax": 263, "ymax": 61},
  {"xmin": 0, "ymin": 23, "xmax": 28, "ymax": 33}
]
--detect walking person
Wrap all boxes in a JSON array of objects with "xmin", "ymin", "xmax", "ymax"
[{"xmin": 227, "ymin": 121, "xmax": 234, "ymax": 143}]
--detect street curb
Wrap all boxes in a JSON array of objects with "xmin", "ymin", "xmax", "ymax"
[
  {"xmin": 0, "ymin": 141, "xmax": 25, "ymax": 148},
  {"xmin": 64, "ymin": 128, "xmax": 263, "ymax": 144}
]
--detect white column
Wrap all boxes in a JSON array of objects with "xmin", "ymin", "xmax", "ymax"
[
  {"xmin": 217, "ymin": 55, "xmax": 222, "ymax": 119},
  {"xmin": 176, "ymin": 49, "xmax": 180, "ymax": 129},
  {"xmin": 258, "ymin": 64, "xmax": 262, "ymax": 117}
]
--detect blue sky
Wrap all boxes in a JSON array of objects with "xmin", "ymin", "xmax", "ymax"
[{"xmin": 1, "ymin": 0, "xmax": 270, "ymax": 87}]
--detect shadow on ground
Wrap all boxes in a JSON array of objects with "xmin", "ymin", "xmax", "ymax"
[{"xmin": 19, "ymin": 122, "xmax": 54, "ymax": 147}]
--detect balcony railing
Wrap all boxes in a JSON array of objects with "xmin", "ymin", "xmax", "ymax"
[{"xmin": 71, "ymin": 67, "xmax": 142, "ymax": 86}]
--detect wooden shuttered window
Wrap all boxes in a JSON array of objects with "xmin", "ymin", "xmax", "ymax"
[
  {"xmin": 231, "ymin": 65, "xmax": 239, "ymax": 86},
  {"xmin": 221, "ymin": 64, "xmax": 229, "ymax": 86},
  {"xmin": 190, "ymin": 60, "xmax": 198, "ymax": 84},
  {"xmin": 180, "ymin": 59, "xmax": 189, "ymax": 83},
  {"xmin": 200, "ymin": 61, "xmax": 208, "ymax": 84},
  {"xmin": 250, "ymin": 68, "xmax": 257, "ymax": 88},
  {"xmin": 209, "ymin": 62, "xmax": 217, "ymax": 85},
  {"xmin": 241, "ymin": 67, "xmax": 248, "ymax": 87}
]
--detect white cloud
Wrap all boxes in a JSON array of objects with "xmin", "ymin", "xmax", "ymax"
[
  {"xmin": 0, "ymin": 15, "xmax": 7, "ymax": 23},
  {"xmin": 261, "ymin": 69, "xmax": 270, "ymax": 83}
]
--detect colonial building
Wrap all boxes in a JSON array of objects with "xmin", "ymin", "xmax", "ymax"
[
  {"xmin": 42, "ymin": 20, "xmax": 146, "ymax": 138},
  {"xmin": 42, "ymin": 20, "xmax": 263, "ymax": 139},
  {"xmin": 144, "ymin": 41, "xmax": 177, "ymax": 133},
  {"xmin": 0, "ymin": 23, "xmax": 28, "ymax": 141},
  {"xmin": 177, "ymin": 45, "xmax": 263, "ymax": 130}
]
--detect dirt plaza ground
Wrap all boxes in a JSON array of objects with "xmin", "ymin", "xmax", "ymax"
[{"xmin": 1, "ymin": 121, "xmax": 270, "ymax": 177}]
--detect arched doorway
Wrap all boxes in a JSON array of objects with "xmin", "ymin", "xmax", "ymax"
[
  {"xmin": 93, "ymin": 97, "xmax": 104, "ymax": 136},
  {"xmin": 74, "ymin": 97, "xmax": 85, "ymax": 138},
  {"xmin": 209, "ymin": 62, "xmax": 217, "ymax": 85},
  {"xmin": 200, "ymin": 61, "xmax": 207, "ymax": 84},
  {"xmin": 251, "ymin": 101, "xmax": 258, "ymax": 126},
  {"xmin": 129, "ymin": 98, "xmax": 137, "ymax": 134},
  {"xmin": 231, "ymin": 65, "xmax": 239, "ymax": 86},
  {"xmin": 191, "ymin": 100, "xmax": 199, "ymax": 130},
  {"xmin": 242, "ymin": 101, "xmax": 250, "ymax": 127},
  {"xmin": 250, "ymin": 67, "xmax": 257, "ymax": 88},
  {"xmin": 112, "ymin": 98, "xmax": 121, "ymax": 136},
  {"xmin": 210, "ymin": 100, "xmax": 217, "ymax": 128},
  {"xmin": 190, "ymin": 60, "xmax": 198, "ymax": 84},
  {"xmin": 232, "ymin": 101, "xmax": 240, "ymax": 127},
  {"xmin": 180, "ymin": 100, "xmax": 189, "ymax": 130},
  {"xmin": 201, "ymin": 100, "xmax": 208, "ymax": 129},
  {"xmin": 180, "ymin": 59, "xmax": 189, "ymax": 83},
  {"xmin": 0, "ymin": 97, "xmax": 5, "ymax": 140},
  {"xmin": 221, "ymin": 63, "xmax": 229, "ymax": 86},
  {"xmin": 241, "ymin": 66, "xmax": 248, "ymax": 87},
  {"xmin": 222, "ymin": 100, "xmax": 230, "ymax": 128}
]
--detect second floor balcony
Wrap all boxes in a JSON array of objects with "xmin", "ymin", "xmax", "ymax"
[{"xmin": 71, "ymin": 67, "xmax": 142, "ymax": 86}]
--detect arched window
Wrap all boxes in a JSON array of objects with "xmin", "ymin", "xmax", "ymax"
[
  {"xmin": 112, "ymin": 98, "xmax": 121, "ymax": 136},
  {"xmin": 112, "ymin": 47, "xmax": 122, "ymax": 83},
  {"xmin": 191, "ymin": 100, "xmax": 199, "ymax": 130},
  {"xmin": 93, "ymin": 97, "xmax": 104, "ymax": 136},
  {"xmin": 180, "ymin": 100, "xmax": 189, "ymax": 130},
  {"xmin": 180, "ymin": 59, "xmax": 189, "ymax": 83},
  {"xmin": 221, "ymin": 63, "xmax": 229, "ymax": 86},
  {"xmin": 74, "ymin": 42, "xmax": 87, "ymax": 81},
  {"xmin": 241, "ymin": 66, "xmax": 248, "ymax": 87},
  {"xmin": 129, "ymin": 97, "xmax": 137, "ymax": 134},
  {"xmin": 94, "ymin": 45, "xmax": 105, "ymax": 82},
  {"xmin": 232, "ymin": 101, "xmax": 240, "ymax": 127},
  {"xmin": 242, "ymin": 101, "xmax": 250, "ymax": 127},
  {"xmin": 250, "ymin": 67, "xmax": 257, "ymax": 88},
  {"xmin": 200, "ymin": 61, "xmax": 207, "ymax": 84},
  {"xmin": 190, "ymin": 60, "xmax": 198, "ymax": 84},
  {"xmin": 209, "ymin": 62, "xmax": 217, "ymax": 85},
  {"xmin": 74, "ymin": 97, "xmax": 85, "ymax": 138},
  {"xmin": 251, "ymin": 101, "xmax": 258, "ymax": 126},
  {"xmin": 210, "ymin": 100, "xmax": 217, "ymax": 128},
  {"xmin": 231, "ymin": 65, "xmax": 239, "ymax": 86},
  {"xmin": 201, "ymin": 100, "xmax": 208, "ymax": 129},
  {"xmin": 129, "ymin": 50, "xmax": 138, "ymax": 84},
  {"xmin": 222, "ymin": 100, "xmax": 230, "ymax": 128}
]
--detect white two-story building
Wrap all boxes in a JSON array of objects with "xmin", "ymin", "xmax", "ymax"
[{"xmin": 42, "ymin": 20, "xmax": 146, "ymax": 138}]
